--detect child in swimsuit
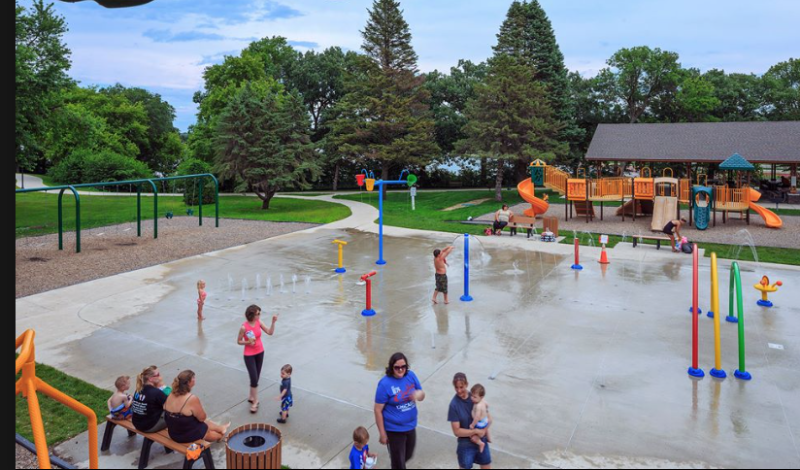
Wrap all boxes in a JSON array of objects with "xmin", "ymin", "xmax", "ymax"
[
  {"xmin": 197, "ymin": 280, "xmax": 207, "ymax": 320},
  {"xmin": 469, "ymin": 383, "xmax": 491, "ymax": 453},
  {"xmin": 108, "ymin": 376, "xmax": 133, "ymax": 420}
]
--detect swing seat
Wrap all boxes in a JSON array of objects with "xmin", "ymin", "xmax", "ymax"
[
  {"xmin": 186, "ymin": 208, "xmax": 194, "ymax": 216},
  {"xmin": 165, "ymin": 211, "xmax": 174, "ymax": 219}
]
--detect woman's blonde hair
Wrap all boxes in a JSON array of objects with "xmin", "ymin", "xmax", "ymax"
[
  {"xmin": 171, "ymin": 370, "xmax": 196, "ymax": 397},
  {"xmin": 197, "ymin": 279, "xmax": 205, "ymax": 289},
  {"xmin": 136, "ymin": 365, "xmax": 158, "ymax": 393}
]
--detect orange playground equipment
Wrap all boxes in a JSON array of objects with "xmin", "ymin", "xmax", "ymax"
[
  {"xmin": 516, "ymin": 160, "xmax": 550, "ymax": 218},
  {"xmin": 16, "ymin": 329, "xmax": 99, "ymax": 469},
  {"xmin": 713, "ymin": 153, "xmax": 783, "ymax": 229},
  {"xmin": 539, "ymin": 156, "xmax": 782, "ymax": 231}
]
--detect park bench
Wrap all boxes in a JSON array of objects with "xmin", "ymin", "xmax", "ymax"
[
  {"xmin": 632, "ymin": 235, "xmax": 671, "ymax": 250},
  {"xmin": 507, "ymin": 215, "xmax": 537, "ymax": 238},
  {"xmin": 101, "ymin": 416, "xmax": 213, "ymax": 469}
]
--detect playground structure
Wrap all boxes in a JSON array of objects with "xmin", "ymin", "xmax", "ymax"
[
  {"xmin": 516, "ymin": 160, "xmax": 550, "ymax": 218},
  {"xmin": 14, "ymin": 174, "xmax": 220, "ymax": 253},
  {"xmin": 358, "ymin": 169, "xmax": 417, "ymax": 265},
  {"xmin": 535, "ymin": 154, "xmax": 783, "ymax": 230},
  {"xmin": 16, "ymin": 329, "xmax": 99, "ymax": 469},
  {"xmin": 754, "ymin": 275, "xmax": 782, "ymax": 307}
]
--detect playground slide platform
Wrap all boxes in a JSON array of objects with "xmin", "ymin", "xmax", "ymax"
[
  {"xmin": 616, "ymin": 199, "xmax": 654, "ymax": 217},
  {"xmin": 517, "ymin": 179, "xmax": 549, "ymax": 217},
  {"xmin": 749, "ymin": 189, "xmax": 783, "ymax": 228},
  {"xmin": 651, "ymin": 196, "xmax": 678, "ymax": 232}
]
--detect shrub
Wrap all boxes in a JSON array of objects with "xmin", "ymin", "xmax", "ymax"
[{"xmin": 176, "ymin": 158, "xmax": 216, "ymax": 206}]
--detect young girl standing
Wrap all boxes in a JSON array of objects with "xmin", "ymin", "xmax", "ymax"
[{"xmin": 196, "ymin": 280, "xmax": 207, "ymax": 320}]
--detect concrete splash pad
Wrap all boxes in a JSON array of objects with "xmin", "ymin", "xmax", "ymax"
[{"xmin": 17, "ymin": 226, "xmax": 800, "ymax": 468}]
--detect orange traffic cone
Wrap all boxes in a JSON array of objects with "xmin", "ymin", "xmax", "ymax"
[{"xmin": 599, "ymin": 246, "xmax": 610, "ymax": 264}]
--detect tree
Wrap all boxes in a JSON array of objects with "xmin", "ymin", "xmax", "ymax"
[
  {"xmin": 567, "ymin": 71, "xmax": 627, "ymax": 170},
  {"xmin": 650, "ymin": 69, "xmax": 720, "ymax": 123},
  {"xmin": 425, "ymin": 60, "xmax": 488, "ymax": 156},
  {"xmin": 287, "ymin": 47, "xmax": 360, "ymax": 190},
  {"xmin": 596, "ymin": 46, "xmax": 682, "ymax": 123},
  {"xmin": 703, "ymin": 69, "xmax": 763, "ymax": 122},
  {"xmin": 329, "ymin": 0, "xmax": 439, "ymax": 190},
  {"xmin": 16, "ymin": 0, "xmax": 72, "ymax": 173},
  {"xmin": 242, "ymin": 36, "xmax": 300, "ymax": 85},
  {"xmin": 494, "ymin": 1, "xmax": 584, "ymax": 177},
  {"xmin": 458, "ymin": 55, "xmax": 566, "ymax": 201},
  {"xmin": 214, "ymin": 83, "xmax": 320, "ymax": 209},
  {"xmin": 100, "ymin": 84, "xmax": 184, "ymax": 174},
  {"xmin": 762, "ymin": 58, "xmax": 800, "ymax": 121}
]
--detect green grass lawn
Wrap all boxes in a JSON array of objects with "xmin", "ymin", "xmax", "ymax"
[
  {"xmin": 559, "ymin": 231, "xmax": 800, "ymax": 266},
  {"xmin": 16, "ymin": 359, "xmax": 110, "ymax": 446},
  {"xmin": 16, "ymin": 193, "xmax": 351, "ymax": 238},
  {"xmin": 336, "ymin": 189, "xmax": 551, "ymax": 235}
]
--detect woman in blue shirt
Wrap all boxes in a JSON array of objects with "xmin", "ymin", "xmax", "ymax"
[{"xmin": 374, "ymin": 352, "xmax": 425, "ymax": 469}]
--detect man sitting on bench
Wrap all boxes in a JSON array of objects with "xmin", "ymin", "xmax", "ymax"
[
  {"xmin": 493, "ymin": 204, "xmax": 513, "ymax": 235},
  {"xmin": 662, "ymin": 218, "xmax": 687, "ymax": 252}
]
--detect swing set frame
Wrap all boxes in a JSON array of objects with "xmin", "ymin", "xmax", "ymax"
[{"xmin": 15, "ymin": 173, "xmax": 219, "ymax": 253}]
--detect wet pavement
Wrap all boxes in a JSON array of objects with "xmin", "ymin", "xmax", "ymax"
[{"xmin": 17, "ymin": 214, "xmax": 800, "ymax": 468}]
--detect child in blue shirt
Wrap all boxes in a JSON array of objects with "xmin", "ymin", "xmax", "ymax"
[
  {"xmin": 276, "ymin": 364, "xmax": 293, "ymax": 424},
  {"xmin": 349, "ymin": 426, "xmax": 377, "ymax": 469}
]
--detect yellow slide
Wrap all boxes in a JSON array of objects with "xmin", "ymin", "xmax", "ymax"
[
  {"xmin": 749, "ymin": 189, "xmax": 782, "ymax": 228},
  {"xmin": 517, "ymin": 178, "xmax": 549, "ymax": 217}
]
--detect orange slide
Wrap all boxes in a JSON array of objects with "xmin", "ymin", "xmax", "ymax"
[
  {"xmin": 749, "ymin": 189, "xmax": 782, "ymax": 228},
  {"xmin": 517, "ymin": 178, "xmax": 549, "ymax": 217}
]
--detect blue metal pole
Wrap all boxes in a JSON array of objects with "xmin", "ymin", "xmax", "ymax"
[
  {"xmin": 461, "ymin": 233, "xmax": 473, "ymax": 301},
  {"xmin": 376, "ymin": 181, "xmax": 386, "ymax": 265}
]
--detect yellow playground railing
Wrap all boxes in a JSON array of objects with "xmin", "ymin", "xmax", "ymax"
[
  {"xmin": 588, "ymin": 177, "xmax": 626, "ymax": 201},
  {"xmin": 714, "ymin": 186, "xmax": 749, "ymax": 212},
  {"xmin": 567, "ymin": 178, "xmax": 587, "ymax": 201},
  {"xmin": 544, "ymin": 166, "xmax": 569, "ymax": 194},
  {"xmin": 16, "ymin": 330, "xmax": 99, "ymax": 469}
]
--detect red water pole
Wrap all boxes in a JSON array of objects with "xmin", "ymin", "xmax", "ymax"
[
  {"xmin": 571, "ymin": 238, "xmax": 583, "ymax": 270},
  {"xmin": 688, "ymin": 244, "xmax": 704, "ymax": 378},
  {"xmin": 361, "ymin": 271, "xmax": 377, "ymax": 316}
]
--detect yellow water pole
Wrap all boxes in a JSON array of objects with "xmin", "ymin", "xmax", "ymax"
[
  {"xmin": 710, "ymin": 253, "xmax": 726, "ymax": 378},
  {"xmin": 332, "ymin": 240, "xmax": 348, "ymax": 273}
]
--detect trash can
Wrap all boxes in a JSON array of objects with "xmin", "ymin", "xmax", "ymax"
[{"xmin": 225, "ymin": 423, "xmax": 282, "ymax": 469}]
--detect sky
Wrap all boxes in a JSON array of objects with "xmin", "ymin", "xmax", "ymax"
[{"xmin": 22, "ymin": 0, "xmax": 800, "ymax": 132}]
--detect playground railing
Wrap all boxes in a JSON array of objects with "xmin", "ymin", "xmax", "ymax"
[
  {"xmin": 655, "ymin": 181, "xmax": 679, "ymax": 198},
  {"xmin": 567, "ymin": 178, "xmax": 587, "ymax": 201},
  {"xmin": 634, "ymin": 177, "xmax": 654, "ymax": 200},
  {"xmin": 679, "ymin": 179, "xmax": 691, "ymax": 203},
  {"xmin": 16, "ymin": 330, "xmax": 99, "ymax": 469},
  {"xmin": 589, "ymin": 177, "xmax": 625, "ymax": 200},
  {"xmin": 544, "ymin": 166, "xmax": 569, "ymax": 194},
  {"xmin": 622, "ymin": 178, "xmax": 634, "ymax": 198},
  {"xmin": 714, "ymin": 186, "xmax": 749, "ymax": 211}
]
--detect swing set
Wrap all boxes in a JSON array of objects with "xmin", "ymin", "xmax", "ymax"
[{"xmin": 15, "ymin": 173, "xmax": 219, "ymax": 253}]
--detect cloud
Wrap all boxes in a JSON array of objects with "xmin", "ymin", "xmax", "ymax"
[
  {"xmin": 288, "ymin": 40, "xmax": 320, "ymax": 49},
  {"xmin": 258, "ymin": 2, "xmax": 304, "ymax": 21},
  {"xmin": 143, "ymin": 29, "xmax": 225, "ymax": 43}
]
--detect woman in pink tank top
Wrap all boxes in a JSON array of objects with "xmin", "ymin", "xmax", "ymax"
[{"xmin": 237, "ymin": 304, "xmax": 278, "ymax": 413}]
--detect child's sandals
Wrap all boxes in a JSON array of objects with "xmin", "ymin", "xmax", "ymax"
[{"xmin": 249, "ymin": 401, "xmax": 259, "ymax": 413}]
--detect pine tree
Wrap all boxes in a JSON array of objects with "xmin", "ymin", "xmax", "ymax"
[
  {"xmin": 458, "ymin": 55, "xmax": 566, "ymax": 201},
  {"xmin": 214, "ymin": 83, "xmax": 319, "ymax": 209},
  {"xmin": 494, "ymin": 1, "xmax": 583, "ymax": 174},
  {"xmin": 329, "ymin": 0, "xmax": 438, "ymax": 187}
]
